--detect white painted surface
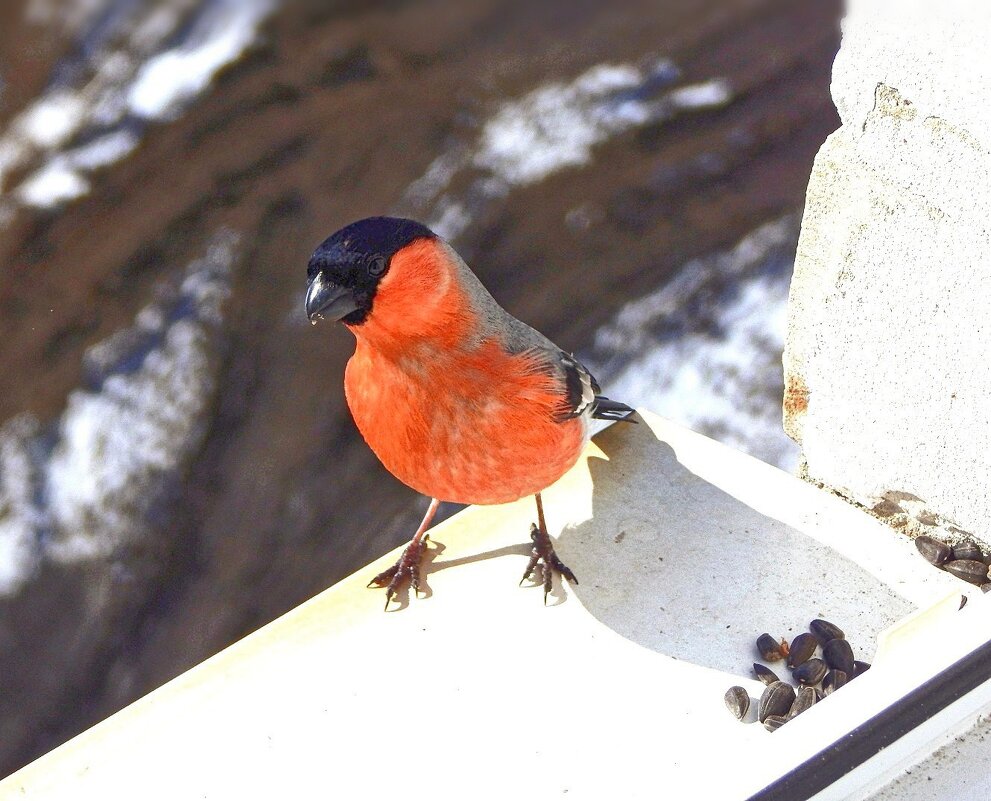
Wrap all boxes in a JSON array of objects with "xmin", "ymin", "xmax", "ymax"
[
  {"xmin": 860, "ymin": 706, "xmax": 991, "ymax": 800},
  {"xmin": 3, "ymin": 412, "xmax": 988, "ymax": 800}
]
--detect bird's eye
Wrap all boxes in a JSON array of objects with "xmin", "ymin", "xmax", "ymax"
[{"xmin": 367, "ymin": 255, "xmax": 387, "ymax": 277}]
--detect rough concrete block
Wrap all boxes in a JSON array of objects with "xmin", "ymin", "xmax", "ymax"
[{"xmin": 784, "ymin": 0, "xmax": 991, "ymax": 539}]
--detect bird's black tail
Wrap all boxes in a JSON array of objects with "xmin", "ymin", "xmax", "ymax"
[{"xmin": 591, "ymin": 396, "xmax": 637, "ymax": 422}]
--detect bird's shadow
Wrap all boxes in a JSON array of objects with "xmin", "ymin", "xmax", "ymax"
[
  {"xmin": 380, "ymin": 535, "xmax": 557, "ymax": 610},
  {"xmin": 431, "ymin": 540, "xmax": 572, "ymax": 605},
  {"xmin": 547, "ymin": 420, "xmax": 915, "ymax": 674}
]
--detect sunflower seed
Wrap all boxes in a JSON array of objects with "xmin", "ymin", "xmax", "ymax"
[
  {"xmin": 758, "ymin": 681, "xmax": 796, "ymax": 722},
  {"xmin": 952, "ymin": 540, "xmax": 984, "ymax": 562},
  {"xmin": 757, "ymin": 633, "xmax": 785, "ymax": 662},
  {"xmin": 852, "ymin": 660, "xmax": 871, "ymax": 678},
  {"xmin": 787, "ymin": 633, "xmax": 817, "ymax": 668},
  {"xmin": 822, "ymin": 669, "xmax": 848, "ymax": 695},
  {"xmin": 944, "ymin": 559, "xmax": 988, "ymax": 585},
  {"xmin": 753, "ymin": 663, "xmax": 780, "ymax": 686},
  {"xmin": 823, "ymin": 638, "xmax": 855, "ymax": 674},
  {"xmin": 788, "ymin": 686, "xmax": 817, "ymax": 718},
  {"xmin": 915, "ymin": 535, "xmax": 951, "ymax": 566},
  {"xmin": 763, "ymin": 715, "xmax": 788, "ymax": 732},
  {"xmin": 809, "ymin": 618, "xmax": 844, "ymax": 644},
  {"xmin": 793, "ymin": 658, "xmax": 827, "ymax": 686},
  {"xmin": 724, "ymin": 686, "xmax": 750, "ymax": 721}
]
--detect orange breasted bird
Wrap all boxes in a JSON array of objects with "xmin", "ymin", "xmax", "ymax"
[{"xmin": 305, "ymin": 217, "xmax": 634, "ymax": 608}]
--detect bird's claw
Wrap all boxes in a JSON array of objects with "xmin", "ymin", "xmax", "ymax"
[
  {"xmin": 368, "ymin": 536, "xmax": 429, "ymax": 609},
  {"xmin": 520, "ymin": 523, "xmax": 578, "ymax": 603}
]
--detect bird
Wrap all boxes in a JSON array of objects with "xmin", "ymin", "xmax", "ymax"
[{"xmin": 305, "ymin": 216, "xmax": 634, "ymax": 608}]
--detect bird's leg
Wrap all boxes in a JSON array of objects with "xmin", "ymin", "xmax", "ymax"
[
  {"xmin": 520, "ymin": 492, "xmax": 578, "ymax": 603},
  {"xmin": 368, "ymin": 497, "xmax": 441, "ymax": 610}
]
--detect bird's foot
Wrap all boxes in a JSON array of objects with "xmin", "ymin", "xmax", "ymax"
[
  {"xmin": 520, "ymin": 524, "xmax": 578, "ymax": 603},
  {"xmin": 368, "ymin": 536, "xmax": 429, "ymax": 610}
]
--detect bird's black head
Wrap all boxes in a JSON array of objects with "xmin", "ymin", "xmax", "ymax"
[{"xmin": 305, "ymin": 216, "xmax": 436, "ymax": 326}]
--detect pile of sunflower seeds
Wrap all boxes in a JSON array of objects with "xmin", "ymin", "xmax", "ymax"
[
  {"xmin": 915, "ymin": 535, "xmax": 991, "ymax": 590},
  {"xmin": 724, "ymin": 618, "xmax": 871, "ymax": 732}
]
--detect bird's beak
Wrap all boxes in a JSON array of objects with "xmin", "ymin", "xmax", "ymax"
[{"xmin": 306, "ymin": 273, "xmax": 360, "ymax": 324}]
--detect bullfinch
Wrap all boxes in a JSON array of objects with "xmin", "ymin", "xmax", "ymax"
[{"xmin": 305, "ymin": 217, "xmax": 634, "ymax": 608}]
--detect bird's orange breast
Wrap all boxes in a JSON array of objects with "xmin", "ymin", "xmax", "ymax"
[{"xmin": 344, "ymin": 340, "xmax": 587, "ymax": 505}]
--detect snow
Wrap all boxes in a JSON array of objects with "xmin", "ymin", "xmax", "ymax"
[
  {"xmin": 65, "ymin": 129, "xmax": 140, "ymax": 170},
  {"xmin": 14, "ymin": 90, "xmax": 88, "ymax": 149},
  {"xmin": 0, "ymin": 230, "xmax": 237, "ymax": 592},
  {"xmin": 0, "ymin": 0, "xmax": 276, "ymax": 215},
  {"xmin": 8, "ymin": 120, "xmax": 138, "ymax": 210},
  {"xmin": 429, "ymin": 199, "xmax": 473, "ymax": 243},
  {"xmin": 0, "ymin": 418, "xmax": 43, "ymax": 595},
  {"xmin": 398, "ymin": 58, "xmax": 733, "ymax": 240},
  {"xmin": 26, "ymin": 0, "xmax": 107, "ymax": 35},
  {"xmin": 402, "ymin": 148, "xmax": 468, "ymax": 208},
  {"xmin": 587, "ymin": 215, "xmax": 801, "ymax": 470},
  {"xmin": 16, "ymin": 159, "xmax": 90, "ymax": 208},
  {"xmin": 47, "ymin": 232, "xmax": 236, "ymax": 562},
  {"xmin": 473, "ymin": 64, "xmax": 648, "ymax": 186},
  {"xmin": 127, "ymin": 0, "xmax": 275, "ymax": 120},
  {"xmin": 667, "ymin": 79, "xmax": 733, "ymax": 110}
]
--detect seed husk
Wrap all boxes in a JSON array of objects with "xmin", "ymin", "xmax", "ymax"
[
  {"xmin": 823, "ymin": 638, "xmax": 855, "ymax": 675},
  {"xmin": 793, "ymin": 657, "xmax": 827, "ymax": 686},
  {"xmin": 758, "ymin": 681, "xmax": 796, "ymax": 722},
  {"xmin": 852, "ymin": 660, "xmax": 871, "ymax": 678},
  {"xmin": 787, "ymin": 633, "xmax": 817, "ymax": 668},
  {"xmin": 757, "ymin": 633, "xmax": 785, "ymax": 662},
  {"xmin": 822, "ymin": 669, "xmax": 848, "ymax": 695},
  {"xmin": 944, "ymin": 559, "xmax": 988, "ymax": 585},
  {"xmin": 952, "ymin": 540, "xmax": 984, "ymax": 562},
  {"xmin": 915, "ymin": 535, "xmax": 951, "ymax": 566},
  {"xmin": 809, "ymin": 618, "xmax": 844, "ymax": 644},
  {"xmin": 724, "ymin": 686, "xmax": 750, "ymax": 721},
  {"xmin": 763, "ymin": 715, "xmax": 788, "ymax": 732},
  {"xmin": 788, "ymin": 686, "xmax": 817, "ymax": 719},
  {"xmin": 753, "ymin": 663, "xmax": 780, "ymax": 686}
]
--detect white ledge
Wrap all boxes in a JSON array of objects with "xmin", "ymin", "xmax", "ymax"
[{"xmin": 3, "ymin": 410, "xmax": 989, "ymax": 800}]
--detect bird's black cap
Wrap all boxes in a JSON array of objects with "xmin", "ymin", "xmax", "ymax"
[
  {"xmin": 313, "ymin": 217, "xmax": 435, "ymax": 264},
  {"xmin": 306, "ymin": 217, "xmax": 436, "ymax": 325}
]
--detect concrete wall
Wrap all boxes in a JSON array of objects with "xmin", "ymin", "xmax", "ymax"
[{"xmin": 784, "ymin": 0, "xmax": 991, "ymax": 540}]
